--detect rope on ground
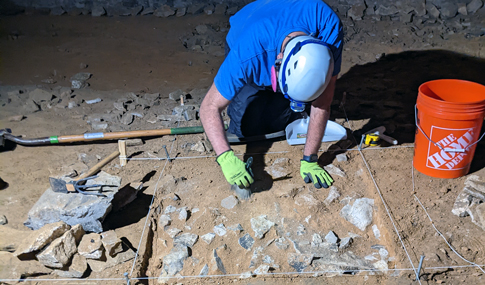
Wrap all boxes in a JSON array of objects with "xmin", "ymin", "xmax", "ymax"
[{"xmin": 411, "ymin": 166, "xmax": 485, "ymax": 275}]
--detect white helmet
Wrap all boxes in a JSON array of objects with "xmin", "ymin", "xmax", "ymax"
[{"xmin": 277, "ymin": 35, "xmax": 334, "ymax": 112}]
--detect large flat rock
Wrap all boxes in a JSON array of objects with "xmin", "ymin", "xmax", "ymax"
[{"xmin": 24, "ymin": 171, "xmax": 121, "ymax": 233}]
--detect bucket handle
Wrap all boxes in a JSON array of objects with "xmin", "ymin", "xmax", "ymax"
[{"xmin": 415, "ymin": 105, "xmax": 485, "ymax": 153}]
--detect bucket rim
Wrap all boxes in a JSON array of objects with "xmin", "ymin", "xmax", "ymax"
[{"xmin": 418, "ymin": 79, "xmax": 485, "ymax": 105}]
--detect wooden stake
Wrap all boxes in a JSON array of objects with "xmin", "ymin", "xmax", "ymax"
[
  {"xmin": 180, "ymin": 94, "xmax": 185, "ymax": 106},
  {"xmin": 118, "ymin": 140, "xmax": 127, "ymax": 167}
]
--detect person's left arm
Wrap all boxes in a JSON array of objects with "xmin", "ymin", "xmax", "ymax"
[
  {"xmin": 304, "ymin": 75, "xmax": 337, "ymax": 156},
  {"xmin": 299, "ymin": 75, "xmax": 337, "ymax": 189}
]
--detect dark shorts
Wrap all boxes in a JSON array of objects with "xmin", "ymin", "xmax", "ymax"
[{"xmin": 224, "ymin": 41, "xmax": 303, "ymax": 138}]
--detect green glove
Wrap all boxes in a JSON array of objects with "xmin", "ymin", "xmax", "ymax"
[
  {"xmin": 216, "ymin": 150, "xmax": 254, "ymax": 188},
  {"xmin": 300, "ymin": 160, "xmax": 334, "ymax": 189}
]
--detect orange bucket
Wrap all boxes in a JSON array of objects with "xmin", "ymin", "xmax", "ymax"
[{"xmin": 414, "ymin": 79, "xmax": 485, "ymax": 178}]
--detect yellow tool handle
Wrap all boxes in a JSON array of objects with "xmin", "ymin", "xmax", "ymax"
[
  {"xmin": 77, "ymin": 150, "xmax": 120, "ymax": 181},
  {"xmin": 66, "ymin": 150, "xmax": 120, "ymax": 192}
]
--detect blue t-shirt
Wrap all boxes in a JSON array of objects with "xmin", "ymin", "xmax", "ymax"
[{"xmin": 214, "ymin": 0, "xmax": 343, "ymax": 101}]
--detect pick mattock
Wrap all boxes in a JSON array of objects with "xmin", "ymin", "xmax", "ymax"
[{"xmin": 49, "ymin": 150, "xmax": 120, "ymax": 196}]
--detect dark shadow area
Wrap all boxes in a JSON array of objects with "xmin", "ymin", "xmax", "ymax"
[
  {"xmin": 103, "ymin": 190, "xmax": 153, "ymax": 230},
  {"xmin": 243, "ymin": 140, "xmax": 276, "ymax": 194},
  {"xmin": 332, "ymin": 49, "xmax": 485, "ymax": 172}
]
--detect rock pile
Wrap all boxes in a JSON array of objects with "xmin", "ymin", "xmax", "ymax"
[
  {"xmin": 452, "ymin": 175, "xmax": 485, "ymax": 230},
  {"xmin": 0, "ymin": 221, "xmax": 134, "ymax": 280},
  {"xmin": 155, "ymin": 192, "xmax": 391, "ymax": 283}
]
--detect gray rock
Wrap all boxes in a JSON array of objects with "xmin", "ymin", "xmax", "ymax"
[
  {"xmin": 249, "ymin": 246, "xmax": 264, "ymax": 268},
  {"xmin": 469, "ymin": 202, "xmax": 485, "ymax": 230},
  {"xmin": 176, "ymin": 7, "xmax": 187, "ymax": 17},
  {"xmin": 190, "ymin": 141, "xmax": 206, "ymax": 152},
  {"xmin": 87, "ymin": 248, "xmax": 136, "ymax": 272},
  {"xmin": 14, "ymin": 221, "xmax": 70, "ymax": 259},
  {"xmin": 53, "ymin": 253, "xmax": 87, "ymax": 278},
  {"xmin": 68, "ymin": 101, "xmax": 79, "ymax": 109},
  {"xmin": 288, "ymin": 253, "xmax": 314, "ymax": 272},
  {"xmin": 164, "ymin": 205, "xmax": 177, "ymax": 214},
  {"xmin": 439, "ymin": 2, "xmax": 457, "ymax": 19},
  {"xmin": 339, "ymin": 237, "xmax": 353, "ymax": 249},
  {"xmin": 347, "ymin": 5, "xmax": 365, "ymax": 20},
  {"xmin": 426, "ymin": 3, "xmax": 441, "ymax": 18},
  {"xmin": 325, "ymin": 231, "xmax": 339, "ymax": 244},
  {"xmin": 77, "ymin": 233, "xmax": 104, "ymax": 259},
  {"xmin": 70, "ymin": 72, "xmax": 91, "ymax": 89},
  {"xmin": 214, "ymin": 4, "xmax": 227, "ymax": 15},
  {"xmin": 294, "ymin": 193, "xmax": 319, "ymax": 206},
  {"xmin": 201, "ymin": 233, "xmax": 215, "ymax": 244},
  {"xmin": 414, "ymin": 0, "xmax": 427, "ymax": 16},
  {"xmin": 101, "ymin": 230, "xmax": 122, "ymax": 257},
  {"xmin": 340, "ymin": 198, "xmax": 374, "ymax": 231},
  {"xmin": 238, "ymin": 233, "xmax": 255, "ymax": 250},
  {"xmin": 254, "ymin": 264, "xmax": 270, "ymax": 275},
  {"xmin": 375, "ymin": 5, "xmax": 399, "ymax": 16},
  {"xmin": 159, "ymin": 214, "xmax": 172, "ymax": 228},
  {"xmin": 239, "ymin": 271, "xmax": 253, "ymax": 278},
  {"xmin": 211, "ymin": 249, "xmax": 226, "ymax": 274},
  {"xmin": 177, "ymin": 207, "xmax": 188, "ymax": 221},
  {"xmin": 130, "ymin": 6, "xmax": 143, "ymax": 16},
  {"xmin": 336, "ymin": 153, "xmax": 348, "ymax": 162},
  {"xmin": 36, "ymin": 229, "xmax": 79, "ymax": 268},
  {"xmin": 199, "ymin": 264, "xmax": 209, "ymax": 276},
  {"xmin": 162, "ymin": 245, "xmax": 189, "ymax": 276},
  {"xmin": 458, "ymin": 3, "xmax": 468, "ymax": 15},
  {"xmin": 29, "ymin": 88, "xmax": 53, "ymax": 104},
  {"xmin": 166, "ymin": 228, "xmax": 182, "ymax": 238},
  {"xmin": 184, "ymin": 109, "xmax": 197, "ymax": 121},
  {"xmin": 0, "ymin": 252, "xmax": 52, "ymax": 281},
  {"xmin": 158, "ymin": 114, "xmax": 185, "ymax": 122},
  {"xmin": 324, "ymin": 186, "xmax": 341, "ymax": 205},
  {"xmin": 154, "ymin": 5, "xmax": 175, "ymax": 17},
  {"xmin": 169, "ymin": 89, "xmax": 186, "ymax": 101},
  {"xmin": 372, "ymin": 224, "xmax": 381, "ymax": 240},
  {"xmin": 228, "ymin": 224, "xmax": 244, "ymax": 233},
  {"xmin": 91, "ymin": 122, "xmax": 108, "ymax": 130},
  {"xmin": 173, "ymin": 233, "xmax": 198, "ymax": 248},
  {"xmin": 120, "ymin": 112, "xmax": 134, "ymax": 125},
  {"xmin": 195, "ymin": 24, "xmax": 209, "ymax": 34},
  {"xmin": 0, "ymin": 215, "xmax": 7, "ymax": 225},
  {"xmin": 141, "ymin": 7, "xmax": 154, "ymax": 15},
  {"xmin": 204, "ymin": 4, "xmax": 214, "ymax": 15},
  {"xmin": 311, "ymin": 234, "xmax": 324, "ymax": 248},
  {"xmin": 275, "ymin": 237, "xmax": 289, "ymax": 250},
  {"xmin": 324, "ymin": 164, "xmax": 346, "ymax": 178},
  {"xmin": 221, "ymin": 195, "xmax": 238, "ymax": 209},
  {"xmin": 24, "ymin": 100, "xmax": 40, "ymax": 113},
  {"xmin": 467, "ymin": 0, "xmax": 483, "ymax": 14},
  {"xmin": 8, "ymin": 115, "xmax": 25, "ymax": 122},
  {"xmin": 401, "ymin": 12, "xmax": 413, "ymax": 23},
  {"xmin": 188, "ymin": 4, "xmax": 205, "ymax": 14},
  {"xmin": 452, "ymin": 190, "xmax": 477, "ymax": 217},
  {"xmin": 262, "ymin": 255, "xmax": 274, "ymax": 264},
  {"xmin": 213, "ymin": 223, "xmax": 227, "ymax": 236},
  {"xmin": 24, "ymin": 171, "xmax": 121, "ymax": 233},
  {"xmin": 251, "ymin": 215, "xmax": 275, "ymax": 239},
  {"xmin": 91, "ymin": 5, "xmax": 106, "ymax": 17}
]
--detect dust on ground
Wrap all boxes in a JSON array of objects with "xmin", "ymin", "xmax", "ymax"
[{"xmin": 0, "ymin": 7, "xmax": 485, "ymax": 285}]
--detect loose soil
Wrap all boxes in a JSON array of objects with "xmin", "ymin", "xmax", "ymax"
[{"xmin": 0, "ymin": 9, "xmax": 484, "ymax": 285}]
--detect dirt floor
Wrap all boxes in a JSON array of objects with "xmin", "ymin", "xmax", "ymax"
[{"xmin": 1, "ymin": 7, "xmax": 485, "ymax": 285}]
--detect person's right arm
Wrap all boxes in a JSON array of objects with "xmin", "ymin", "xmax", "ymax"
[
  {"xmin": 200, "ymin": 83, "xmax": 254, "ymax": 188},
  {"xmin": 199, "ymin": 82, "xmax": 231, "ymax": 156}
]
